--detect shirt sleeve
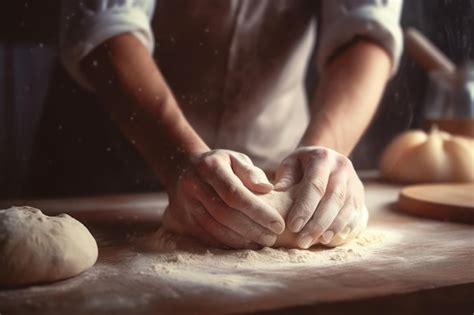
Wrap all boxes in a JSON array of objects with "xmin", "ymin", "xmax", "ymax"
[
  {"xmin": 317, "ymin": 0, "xmax": 403, "ymax": 76},
  {"xmin": 60, "ymin": 0, "xmax": 157, "ymax": 90}
]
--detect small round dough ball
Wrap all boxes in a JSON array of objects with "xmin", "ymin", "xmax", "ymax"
[{"xmin": 0, "ymin": 206, "xmax": 98, "ymax": 286}]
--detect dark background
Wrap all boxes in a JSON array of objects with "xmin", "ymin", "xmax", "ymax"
[{"xmin": 0, "ymin": 0, "xmax": 473, "ymax": 198}]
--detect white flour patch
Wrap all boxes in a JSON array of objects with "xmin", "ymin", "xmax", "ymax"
[{"xmin": 129, "ymin": 227, "xmax": 402, "ymax": 292}]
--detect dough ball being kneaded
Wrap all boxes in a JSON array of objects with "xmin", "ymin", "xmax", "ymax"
[{"xmin": 0, "ymin": 206, "xmax": 98, "ymax": 286}]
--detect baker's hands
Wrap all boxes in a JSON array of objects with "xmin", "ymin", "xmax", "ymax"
[
  {"xmin": 163, "ymin": 149, "xmax": 285, "ymax": 249},
  {"xmin": 274, "ymin": 146, "xmax": 368, "ymax": 248}
]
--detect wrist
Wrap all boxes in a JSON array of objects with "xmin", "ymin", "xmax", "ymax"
[{"xmin": 299, "ymin": 128, "xmax": 346, "ymax": 155}]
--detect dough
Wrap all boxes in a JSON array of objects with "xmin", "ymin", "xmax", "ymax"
[
  {"xmin": 0, "ymin": 206, "xmax": 98, "ymax": 286},
  {"xmin": 256, "ymin": 188, "xmax": 298, "ymax": 247},
  {"xmin": 164, "ymin": 184, "xmax": 367, "ymax": 249},
  {"xmin": 257, "ymin": 188, "xmax": 366, "ymax": 248},
  {"xmin": 379, "ymin": 128, "xmax": 474, "ymax": 183}
]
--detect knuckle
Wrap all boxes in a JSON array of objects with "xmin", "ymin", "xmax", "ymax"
[
  {"xmin": 336, "ymin": 156, "xmax": 351, "ymax": 169},
  {"xmin": 240, "ymin": 164, "xmax": 254, "ymax": 175},
  {"xmin": 251, "ymin": 164, "xmax": 264, "ymax": 174},
  {"xmin": 198, "ymin": 155, "xmax": 222, "ymax": 175},
  {"xmin": 309, "ymin": 148, "xmax": 329, "ymax": 161},
  {"xmin": 293, "ymin": 200, "xmax": 316, "ymax": 220},
  {"xmin": 310, "ymin": 178, "xmax": 326, "ymax": 196},
  {"xmin": 237, "ymin": 153, "xmax": 252, "ymax": 163}
]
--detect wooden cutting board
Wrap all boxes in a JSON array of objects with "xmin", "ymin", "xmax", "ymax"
[{"xmin": 398, "ymin": 183, "xmax": 474, "ymax": 224}]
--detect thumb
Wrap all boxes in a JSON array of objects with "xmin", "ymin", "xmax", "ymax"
[
  {"xmin": 274, "ymin": 158, "xmax": 300, "ymax": 191},
  {"xmin": 230, "ymin": 154, "xmax": 273, "ymax": 193}
]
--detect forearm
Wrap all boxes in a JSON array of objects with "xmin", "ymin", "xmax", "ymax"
[
  {"xmin": 300, "ymin": 40, "xmax": 392, "ymax": 155},
  {"xmin": 81, "ymin": 33, "xmax": 208, "ymax": 187}
]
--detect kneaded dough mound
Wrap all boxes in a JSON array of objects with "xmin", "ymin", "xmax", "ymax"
[
  {"xmin": 164, "ymin": 186, "xmax": 367, "ymax": 249},
  {"xmin": 0, "ymin": 206, "xmax": 98, "ymax": 286},
  {"xmin": 257, "ymin": 188, "xmax": 365, "ymax": 248}
]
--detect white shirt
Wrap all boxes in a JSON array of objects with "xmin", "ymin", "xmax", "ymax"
[{"xmin": 60, "ymin": 0, "xmax": 403, "ymax": 170}]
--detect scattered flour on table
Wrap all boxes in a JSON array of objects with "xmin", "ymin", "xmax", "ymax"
[
  {"xmin": 0, "ymin": 228, "xmax": 403, "ymax": 309},
  {"xmin": 129, "ymin": 227, "xmax": 402, "ymax": 290}
]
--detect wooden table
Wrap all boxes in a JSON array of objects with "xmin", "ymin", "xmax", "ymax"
[{"xmin": 0, "ymin": 179, "xmax": 473, "ymax": 315}]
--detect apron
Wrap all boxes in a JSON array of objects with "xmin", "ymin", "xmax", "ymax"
[{"xmin": 27, "ymin": 0, "xmax": 319, "ymax": 197}]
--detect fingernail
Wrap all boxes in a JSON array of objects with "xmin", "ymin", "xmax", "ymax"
[
  {"xmin": 256, "ymin": 181, "xmax": 273, "ymax": 189},
  {"xmin": 261, "ymin": 233, "xmax": 277, "ymax": 247},
  {"xmin": 273, "ymin": 182, "xmax": 283, "ymax": 189},
  {"xmin": 298, "ymin": 234, "xmax": 313, "ymax": 249},
  {"xmin": 339, "ymin": 226, "xmax": 351, "ymax": 239},
  {"xmin": 290, "ymin": 218, "xmax": 305, "ymax": 232},
  {"xmin": 270, "ymin": 221, "xmax": 284, "ymax": 234},
  {"xmin": 320, "ymin": 231, "xmax": 334, "ymax": 244},
  {"xmin": 273, "ymin": 180, "xmax": 288, "ymax": 191}
]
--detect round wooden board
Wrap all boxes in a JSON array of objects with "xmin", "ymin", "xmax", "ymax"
[{"xmin": 398, "ymin": 183, "xmax": 474, "ymax": 224}]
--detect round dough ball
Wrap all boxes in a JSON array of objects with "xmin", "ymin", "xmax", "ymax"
[
  {"xmin": 0, "ymin": 206, "xmax": 98, "ymax": 286},
  {"xmin": 380, "ymin": 128, "xmax": 474, "ymax": 183}
]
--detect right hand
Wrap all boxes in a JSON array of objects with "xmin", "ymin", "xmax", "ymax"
[{"xmin": 162, "ymin": 149, "xmax": 285, "ymax": 249}]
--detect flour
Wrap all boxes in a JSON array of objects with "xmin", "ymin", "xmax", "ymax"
[
  {"xmin": 0, "ymin": 225, "xmax": 403, "ymax": 313},
  {"xmin": 130, "ymin": 227, "xmax": 400, "ymax": 290}
]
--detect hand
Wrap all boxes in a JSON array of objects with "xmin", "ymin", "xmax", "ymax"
[
  {"xmin": 162, "ymin": 149, "xmax": 285, "ymax": 249},
  {"xmin": 274, "ymin": 146, "xmax": 368, "ymax": 248}
]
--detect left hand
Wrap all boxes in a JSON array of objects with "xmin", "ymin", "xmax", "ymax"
[{"xmin": 274, "ymin": 146, "xmax": 368, "ymax": 248}]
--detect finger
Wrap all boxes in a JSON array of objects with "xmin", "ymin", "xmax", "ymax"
[
  {"xmin": 194, "ymin": 183, "xmax": 278, "ymax": 247},
  {"xmin": 274, "ymin": 157, "xmax": 300, "ymax": 191},
  {"xmin": 326, "ymin": 203, "xmax": 368, "ymax": 247},
  {"xmin": 325, "ymin": 177, "xmax": 367, "ymax": 247},
  {"xmin": 319, "ymin": 201, "xmax": 355, "ymax": 246},
  {"xmin": 187, "ymin": 216, "xmax": 224, "ymax": 248},
  {"xmin": 230, "ymin": 154, "xmax": 273, "ymax": 194},
  {"xmin": 162, "ymin": 198, "xmax": 223, "ymax": 247},
  {"xmin": 348, "ymin": 205, "xmax": 369, "ymax": 238},
  {"xmin": 201, "ymin": 159, "xmax": 285, "ymax": 234},
  {"xmin": 190, "ymin": 203, "xmax": 260, "ymax": 249},
  {"xmin": 296, "ymin": 170, "xmax": 348, "ymax": 249},
  {"xmin": 286, "ymin": 158, "xmax": 331, "ymax": 233},
  {"xmin": 340, "ymin": 179, "xmax": 367, "ymax": 237},
  {"xmin": 174, "ymin": 198, "xmax": 225, "ymax": 248}
]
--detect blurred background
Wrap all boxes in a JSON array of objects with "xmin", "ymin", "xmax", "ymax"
[{"xmin": 0, "ymin": 0, "xmax": 473, "ymax": 198}]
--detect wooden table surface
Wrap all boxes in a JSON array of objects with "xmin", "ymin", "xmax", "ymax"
[{"xmin": 0, "ymin": 179, "xmax": 473, "ymax": 315}]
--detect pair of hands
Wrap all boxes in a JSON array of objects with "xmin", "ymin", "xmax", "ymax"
[{"xmin": 163, "ymin": 146, "xmax": 368, "ymax": 249}]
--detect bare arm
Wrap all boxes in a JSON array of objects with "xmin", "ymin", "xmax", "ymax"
[
  {"xmin": 81, "ymin": 33, "xmax": 208, "ymax": 187},
  {"xmin": 81, "ymin": 33, "xmax": 284, "ymax": 248},
  {"xmin": 300, "ymin": 39, "xmax": 392, "ymax": 154},
  {"xmin": 275, "ymin": 40, "xmax": 392, "ymax": 247}
]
